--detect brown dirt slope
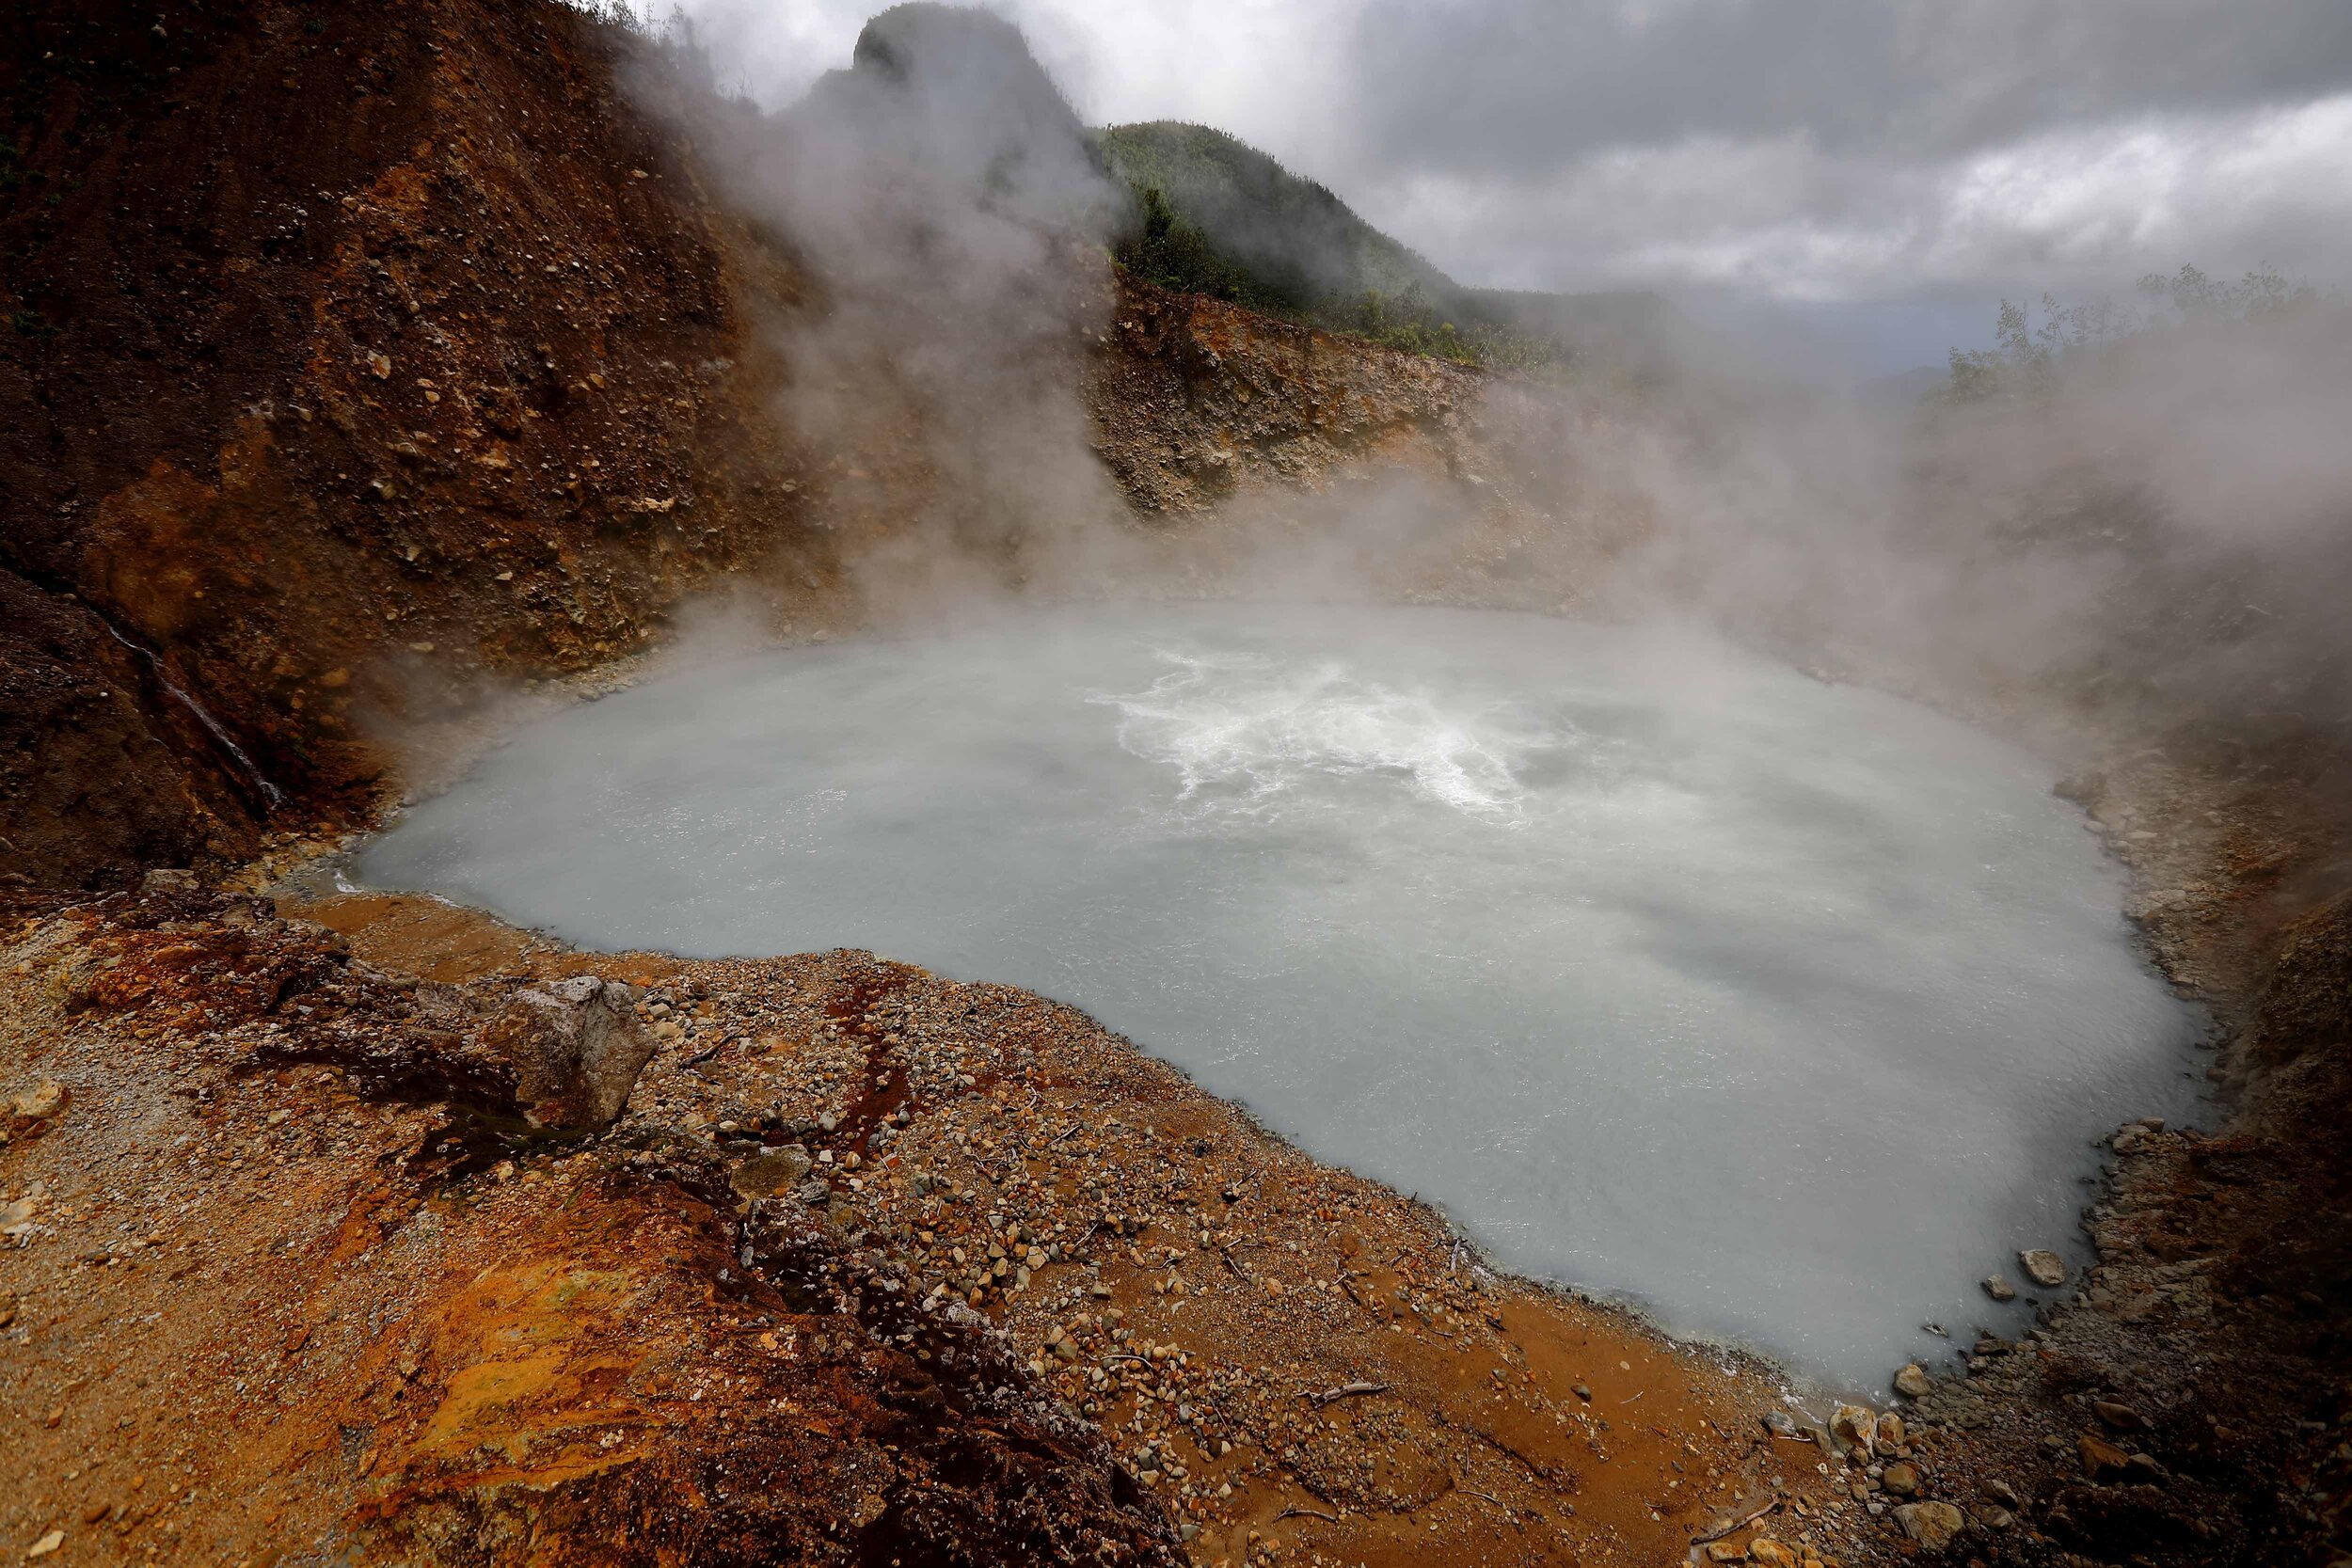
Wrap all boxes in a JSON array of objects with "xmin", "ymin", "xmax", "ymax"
[
  {"xmin": 1090, "ymin": 284, "xmax": 1489, "ymax": 515},
  {"xmin": 0, "ymin": 881, "xmax": 1186, "ymax": 1566},
  {"xmin": 0, "ymin": 879, "xmax": 1844, "ymax": 1568},
  {"xmin": 0, "ymin": 0, "xmax": 818, "ymax": 885}
]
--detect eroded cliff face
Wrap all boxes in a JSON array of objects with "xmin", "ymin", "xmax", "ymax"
[
  {"xmin": 0, "ymin": 0, "xmax": 824, "ymax": 886},
  {"xmin": 1089, "ymin": 285, "xmax": 1489, "ymax": 514},
  {"xmin": 1085, "ymin": 277, "xmax": 1661, "ymax": 624}
]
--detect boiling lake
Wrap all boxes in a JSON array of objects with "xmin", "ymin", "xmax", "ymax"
[{"xmin": 359, "ymin": 604, "xmax": 2198, "ymax": 1388}]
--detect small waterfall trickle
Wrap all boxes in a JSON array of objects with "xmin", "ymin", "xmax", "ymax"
[{"xmin": 93, "ymin": 617, "xmax": 285, "ymax": 813}]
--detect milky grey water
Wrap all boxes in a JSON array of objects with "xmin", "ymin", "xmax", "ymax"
[{"xmin": 359, "ymin": 604, "xmax": 2198, "ymax": 1390}]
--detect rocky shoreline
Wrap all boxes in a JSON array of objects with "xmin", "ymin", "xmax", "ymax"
[{"xmin": 3, "ymin": 855, "xmax": 2018, "ymax": 1568}]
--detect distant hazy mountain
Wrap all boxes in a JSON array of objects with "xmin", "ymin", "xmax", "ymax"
[
  {"xmin": 784, "ymin": 17, "xmax": 1672, "ymax": 374},
  {"xmin": 1095, "ymin": 120, "xmax": 1671, "ymax": 373}
]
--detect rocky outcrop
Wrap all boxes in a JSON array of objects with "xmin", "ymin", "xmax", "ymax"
[
  {"xmin": 479, "ymin": 975, "xmax": 655, "ymax": 1130},
  {"xmin": 1089, "ymin": 278, "xmax": 1489, "ymax": 515}
]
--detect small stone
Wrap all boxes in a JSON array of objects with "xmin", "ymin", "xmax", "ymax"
[
  {"xmin": 1876, "ymin": 1412, "xmax": 1906, "ymax": 1450},
  {"xmin": 1749, "ymin": 1540, "xmax": 1796, "ymax": 1567},
  {"xmin": 2018, "ymin": 1249, "xmax": 2067, "ymax": 1288},
  {"xmin": 1893, "ymin": 1362, "xmax": 1931, "ymax": 1399},
  {"xmin": 1572, "ymin": 1384, "xmax": 1592, "ymax": 1402},
  {"xmin": 1981, "ymin": 1505, "xmax": 2014, "ymax": 1529},
  {"xmin": 1894, "ymin": 1501, "xmax": 1965, "ymax": 1550},
  {"xmin": 1881, "ymin": 1462, "xmax": 1920, "ymax": 1497},
  {"xmin": 2078, "ymin": 1432, "xmax": 2131, "ymax": 1481},
  {"xmin": 1981, "ymin": 1274, "xmax": 2017, "ymax": 1302},
  {"xmin": 1702, "ymin": 1542, "xmax": 1746, "ymax": 1563},
  {"xmin": 731, "ymin": 1147, "xmax": 814, "ymax": 1199},
  {"xmin": 1830, "ymin": 1402, "xmax": 1877, "ymax": 1457},
  {"xmin": 1761, "ymin": 1410, "xmax": 1800, "ymax": 1439},
  {"xmin": 2091, "ymin": 1399, "xmax": 2146, "ymax": 1432},
  {"xmin": 7, "ymin": 1080, "xmax": 68, "ymax": 1137},
  {"xmin": 27, "ymin": 1530, "xmax": 66, "ymax": 1560}
]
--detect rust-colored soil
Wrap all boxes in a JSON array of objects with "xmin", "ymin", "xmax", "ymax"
[{"xmin": 0, "ymin": 880, "xmax": 1904, "ymax": 1568}]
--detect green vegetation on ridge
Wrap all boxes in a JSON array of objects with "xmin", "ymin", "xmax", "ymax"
[
  {"xmin": 1942, "ymin": 263, "xmax": 2324, "ymax": 404},
  {"xmin": 1095, "ymin": 121, "xmax": 1581, "ymax": 372}
]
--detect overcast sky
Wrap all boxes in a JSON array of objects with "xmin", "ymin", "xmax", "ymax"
[{"xmin": 665, "ymin": 0, "xmax": 2352, "ymax": 370}]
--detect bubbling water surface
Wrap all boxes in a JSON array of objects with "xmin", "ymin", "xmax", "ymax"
[{"xmin": 359, "ymin": 604, "xmax": 2198, "ymax": 1389}]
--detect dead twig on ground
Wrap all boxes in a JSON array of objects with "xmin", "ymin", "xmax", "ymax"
[
  {"xmin": 1692, "ymin": 1497, "xmax": 1782, "ymax": 1545},
  {"xmin": 1307, "ymin": 1381, "xmax": 1389, "ymax": 1408},
  {"xmin": 1275, "ymin": 1507, "xmax": 1340, "ymax": 1524}
]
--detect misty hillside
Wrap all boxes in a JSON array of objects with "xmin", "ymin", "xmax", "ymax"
[
  {"xmin": 1094, "ymin": 121, "xmax": 1451, "ymax": 307},
  {"xmin": 1096, "ymin": 120, "xmax": 1672, "ymax": 374}
]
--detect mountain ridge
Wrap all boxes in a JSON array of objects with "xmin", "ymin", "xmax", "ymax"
[{"xmin": 1095, "ymin": 118, "xmax": 1673, "ymax": 372}]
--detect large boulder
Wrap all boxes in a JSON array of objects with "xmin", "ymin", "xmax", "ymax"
[
  {"xmin": 2019, "ymin": 1248, "xmax": 2068, "ymax": 1288},
  {"xmin": 478, "ymin": 975, "xmax": 654, "ymax": 1130},
  {"xmin": 1895, "ymin": 1501, "xmax": 1966, "ymax": 1551},
  {"xmin": 1829, "ymin": 1402, "xmax": 1878, "ymax": 1457}
]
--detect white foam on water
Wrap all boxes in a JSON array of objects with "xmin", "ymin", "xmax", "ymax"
[
  {"xmin": 358, "ymin": 603, "xmax": 2201, "ymax": 1392},
  {"xmin": 1092, "ymin": 649, "xmax": 1534, "ymax": 823}
]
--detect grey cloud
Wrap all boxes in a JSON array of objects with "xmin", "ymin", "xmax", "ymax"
[
  {"xmin": 1343, "ymin": 0, "xmax": 2352, "ymax": 175},
  {"xmin": 1352, "ymin": 90, "xmax": 2352, "ymax": 303},
  {"xmin": 667, "ymin": 0, "xmax": 2352, "ymax": 314}
]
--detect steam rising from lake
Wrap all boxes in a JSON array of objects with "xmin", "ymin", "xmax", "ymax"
[{"xmin": 361, "ymin": 604, "xmax": 2196, "ymax": 1388}]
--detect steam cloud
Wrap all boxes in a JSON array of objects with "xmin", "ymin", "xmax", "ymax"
[
  {"xmin": 634, "ymin": 5, "xmax": 1139, "ymax": 623},
  {"xmin": 612, "ymin": 2, "xmax": 2352, "ymax": 813}
]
